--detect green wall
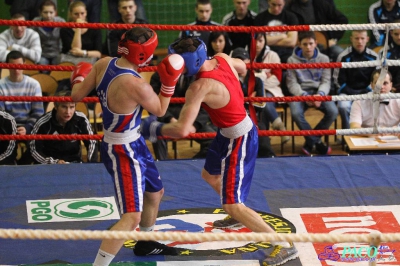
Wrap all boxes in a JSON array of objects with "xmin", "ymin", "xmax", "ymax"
[{"xmin": 0, "ymin": 0, "xmax": 379, "ymax": 49}]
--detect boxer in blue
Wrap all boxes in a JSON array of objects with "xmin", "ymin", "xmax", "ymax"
[{"xmin": 71, "ymin": 27, "xmax": 185, "ymax": 265}]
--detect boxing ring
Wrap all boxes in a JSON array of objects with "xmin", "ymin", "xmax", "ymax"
[
  {"xmin": 1, "ymin": 19, "xmax": 400, "ymax": 266},
  {"xmin": 2, "ymin": 156, "xmax": 400, "ymax": 265}
]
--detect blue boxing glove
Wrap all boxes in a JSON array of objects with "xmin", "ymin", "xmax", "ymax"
[{"xmin": 140, "ymin": 115, "xmax": 164, "ymax": 143}]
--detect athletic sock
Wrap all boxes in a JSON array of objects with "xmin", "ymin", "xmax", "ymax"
[
  {"xmin": 93, "ymin": 249, "xmax": 115, "ymax": 266},
  {"xmin": 139, "ymin": 225, "xmax": 154, "ymax": 232}
]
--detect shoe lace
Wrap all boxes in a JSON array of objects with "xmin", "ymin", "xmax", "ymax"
[
  {"xmin": 223, "ymin": 215, "xmax": 232, "ymax": 221},
  {"xmin": 269, "ymin": 245, "xmax": 283, "ymax": 257}
]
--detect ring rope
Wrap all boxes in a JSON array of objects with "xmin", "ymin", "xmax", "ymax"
[
  {"xmin": 2, "ymin": 93, "xmax": 400, "ymax": 103},
  {"xmin": 2, "ymin": 19, "xmax": 400, "ymax": 33},
  {"xmin": 3, "ymin": 59, "xmax": 400, "ymax": 72},
  {"xmin": 1, "ymin": 127, "xmax": 399, "ymax": 141},
  {"xmin": 0, "ymin": 228, "xmax": 398, "ymax": 244}
]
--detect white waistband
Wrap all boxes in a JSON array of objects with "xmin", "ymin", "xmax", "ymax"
[
  {"xmin": 103, "ymin": 127, "xmax": 141, "ymax": 144},
  {"xmin": 220, "ymin": 115, "xmax": 253, "ymax": 139}
]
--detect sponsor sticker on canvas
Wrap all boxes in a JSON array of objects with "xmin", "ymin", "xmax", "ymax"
[
  {"xmin": 281, "ymin": 206, "xmax": 400, "ymax": 265},
  {"xmin": 26, "ymin": 197, "xmax": 120, "ymax": 223}
]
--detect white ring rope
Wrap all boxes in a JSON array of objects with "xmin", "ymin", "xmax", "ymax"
[
  {"xmin": 0, "ymin": 228, "xmax": 392, "ymax": 243},
  {"xmin": 309, "ymin": 23, "xmax": 400, "ymax": 31},
  {"xmin": 331, "ymin": 92, "xmax": 400, "ymax": 102},
  {"xmin": 337, "ymin": 127, "xmax": 400, "ymax": 135},
  {"xmin": 338, "ymin": 59, "xmax": 400, "ymax": 68}
]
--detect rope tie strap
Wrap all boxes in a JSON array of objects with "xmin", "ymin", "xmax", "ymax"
[{"xmin": 372, "ymin": 25, "xmax": 390, "ymax": 134}]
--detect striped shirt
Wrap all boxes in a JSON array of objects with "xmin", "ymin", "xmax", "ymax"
[
  {"xmin": 0, "ymin": 28, "xmax": 42, "ymax": 63},
  {"xmin": 0, "ymin": 75, "xmax": 44, "ymax": 133}
]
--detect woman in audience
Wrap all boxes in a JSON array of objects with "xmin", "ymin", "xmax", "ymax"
[
  {"xmin": 60, "ymin": 0, "xmax": 101, "ymax": 64},
  {"xmin": 206, "ymin": 31, "xmax": 232, "ymax": 57},
  {"xmin": 32, "ymin": 0, "xmax": 65, "ymax": 66},
  {"xmin": 254, "ymin": 32, "xmax": 289, "ymax": 144}
]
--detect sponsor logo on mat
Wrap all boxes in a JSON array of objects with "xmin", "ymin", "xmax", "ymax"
[
  {"xmin": 281, "ymin": 205, "xmax": 400, "ymax": 265},
  {"xmin": 317, "ymin": 244, "xmax": 396, "ymax": 263},
  {"xmin": 26, "ymin": 197, "xmax": 120, "ymax": 223},
  {"xmin": 123, "ymin": 207, "xmax": 296, "ymax": 256}
]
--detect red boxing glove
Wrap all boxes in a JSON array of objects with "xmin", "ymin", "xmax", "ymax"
[
  {"xmin": 157, "ymin": 54, "xmax": 185, "ymax": 97},
  {"xmin": 71, "ymin": 62, "xmax": 92, "ymax": 87}
]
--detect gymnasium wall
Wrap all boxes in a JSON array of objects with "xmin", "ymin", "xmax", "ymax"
[{"xmin": 0, "ymin": 0, "xmax": 379, "ymax": 49}]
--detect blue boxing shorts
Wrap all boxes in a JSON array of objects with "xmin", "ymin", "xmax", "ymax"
[
  {"xmin": 204, "ymin": 125, "xmax": 258, "ymax": 205},
  {"xmin": 101, "ymin": 136, "xmax": 163, "ymax": 214}
]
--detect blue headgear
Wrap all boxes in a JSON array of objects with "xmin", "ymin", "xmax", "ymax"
[{"xmin": 168, "ymin": 37, "xmax": 207, "ymax": 77}]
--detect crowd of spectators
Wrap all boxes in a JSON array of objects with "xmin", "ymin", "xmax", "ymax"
[{"xmin": 1, "ymin": 0, "xmax": 399, "ymax": 164}]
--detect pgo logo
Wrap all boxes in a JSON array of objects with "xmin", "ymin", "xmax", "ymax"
[
  {"xmin": 26, "ymin": 197, "xmax": 120, "ymax": 223},
  {"xmin": 55, "ymin": 199, "xmax": 115, "ymax": 219}
]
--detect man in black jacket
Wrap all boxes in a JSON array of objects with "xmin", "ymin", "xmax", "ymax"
[
  {"xmin": 179, "ymin": 0, "xmax": 220, "ymax": 45},
  {"xmin": 333, "ymin": 30, "xmax": 378, "ymax": 130},
  {"xmin": 103, "ymin": 0, "xmax": 148, "ymax": 57},
  {"xmin": 385, "ymin": 25, "xmax": 400, "ymax": 92},
  {"xmin": 28, "ymin": 90, "xmax": 98, "ymax": 164},
  {"xmin": 287, "ymin": 0, "xmax": 348, "ymax": 61},
  {"xmin": 368, "ymin": 0, "xmax": 400, "ymax": 48}
]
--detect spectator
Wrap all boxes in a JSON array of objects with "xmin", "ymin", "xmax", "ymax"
[
  {"xmin": 0, "ymin": 13, "xmax": 42, "ymax": 63},
  {"xmin": 179, "ymin": 0, "xmax": 221, "ymax": 45},
  {"xmin": 384, "ymin": 23, "xmax": 400, "ymax": 92},
  {"xmin": 222, "ymin": 0, "xmax": 257, "ymax": 50},
  {"xmin": 206, "ymin": 31, "xmax": 232, "ymax": 57},
  {"xmin": 0, "ymin": 111, "xmax": 18, "ymax": 165},
  {"xmin": 287, "ymin": 0, "xmax": 348, "ymax": 61},
  {"xmin": 350, "ymin": 70, "xmax": 400, "ymax": 131},
  {"xmin": 231, "ymin": 47, "xmax": 277, "ymax": 157},
  {"xmin": 68, "ymin": 0, "xmax": 102, "ymax": 23},
  {"xmin": 103, "ymin": 0, "xmax": 148, "ymax": 57},
  {"xmin": 259, "ymin": 0, "xmax": 269, "ymax": 13},
  {"xmin": 60, "ymin": 1, "xmax": 102, "ymax": 64},
  {"xmin": 368, "ymin": 0, "xmax": 400, "ymax": 48},
  {"xmin": 259, "ymin": 0, "xmax": 335, "ymax": 13},
  {"xmin": 333, "ymin": 30, "xmax": 378, "ymax": 130},
  {"xmin": 108, "ymin": 0, "xmax": 148, "ymax": 23},
  {"xmin": 253, "ymin": 33, "xmax": 290, "ymax": 144},
  {"xmin": 6, "ymin": 0, "xmax": 57, "ymax": 21},
  {"xmin": 29, "ymin": 90, "xmax": 98, "ymax": 164},
  {"xmin": 254, "ymin": 0, "xmax": 299, "ymax": 63},
  {"xmin": 0, "ymin": 51, "xmax": 44, "ymax": 135},
  {"xmin": 32, "ymin": 0, "xmax": 66, "ymax": 66},
  {"xmin": 286, "ymin": 31, "xmax": 338, "ymax": 155},
  {"xmin": 150, "ymin": 72, "xmax": 217, "ymax": 160}
]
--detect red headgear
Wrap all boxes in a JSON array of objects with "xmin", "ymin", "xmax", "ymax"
[{"xmin": 117, "ymin": 28, "xmax": 158, "ymax": 67}]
